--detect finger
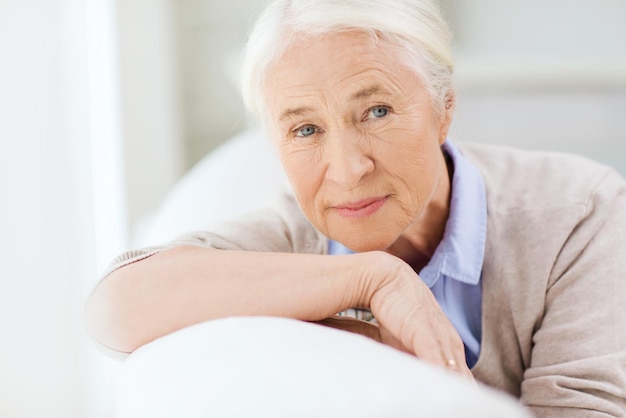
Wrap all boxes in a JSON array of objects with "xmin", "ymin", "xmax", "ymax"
[
  {"xmin": 406, "ymin": 319, "xmax": 474, "ymax": 380},
  {"xmin": 441, "ymin": 357, "xmax": 474, "ymax": 380},
  {"xmin": 439, "ymin": 333, "xmax": 474, "ymax": 380}
]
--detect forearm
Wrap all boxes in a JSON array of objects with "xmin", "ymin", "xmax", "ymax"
[{"xmin": 86, "ymin": 246, "xmax": 386, "ymax": 353}]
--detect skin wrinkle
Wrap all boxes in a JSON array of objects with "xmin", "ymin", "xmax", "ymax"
[
  {"xmin": 263, "ymin": 30, "xmax": 453, "ymax": 257},
  {"xmin": 277, "ymin": 66, "xmax": 410, "ymax": 128}
]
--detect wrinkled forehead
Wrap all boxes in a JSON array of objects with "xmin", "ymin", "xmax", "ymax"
[{"xmin": 259, "ymin": 30, "xmax": 429, "ymax": 119}]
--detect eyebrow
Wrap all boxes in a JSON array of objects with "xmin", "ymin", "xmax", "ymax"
[
  {"xmin": 350, "ymin": 85, "xmax": 387, "ymax": 101},
  {"xmin": 279, "ymin": 106, "xmax": 315, "ymax": 122}
]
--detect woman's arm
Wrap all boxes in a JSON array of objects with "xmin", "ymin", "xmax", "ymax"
[
  {"xmin": 85, "ymin": 246, "xmax": 471, "ymax": 377},
  {"xmin": 520, "ymin": 172, "xmax": 626, "ymax": 416},
  {"xmin": 86, "ymin": 246, "xmax": 375, "ymax": 353}
]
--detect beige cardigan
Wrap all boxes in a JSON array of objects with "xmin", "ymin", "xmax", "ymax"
[{"xmin": 106, "ymin": 143, "xmax": 626, "ymax": 417}]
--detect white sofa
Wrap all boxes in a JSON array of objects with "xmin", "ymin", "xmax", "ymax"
[
  {"xmin": 116, "ymin": 317, "xmax": 530, "ymax": 417},
  {"xmin": 118, "ymin": 128, "xmax": 531, "ymax": 417}
]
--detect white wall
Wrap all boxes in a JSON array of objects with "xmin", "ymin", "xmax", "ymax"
[
  {"xmin": 0, "ymin": 0, "xmax": 127, "ymax": 416},
  {"xmin": 172, "ymin": 0, "xmax": 260, "ymax": 168},
  {"xmin": 0, "ymin": 1, "xmax": 92, "ymax": 417},
  {"xmin": 117, "ymin": 0, "xmax": 184, "ymax": 233},
  {"xmin": 444, "ymin": 0, "xmax": 626, "ymax": 176}
]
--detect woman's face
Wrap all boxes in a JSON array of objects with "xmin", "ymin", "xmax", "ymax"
[{"xmin": 263, "ymin": 31, "xmax": 453, "ymax": 252}]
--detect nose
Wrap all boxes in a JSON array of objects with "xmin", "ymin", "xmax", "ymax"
[{"xmin": 324, "ymin": 131, "xmax": 375, "ymax": 188}]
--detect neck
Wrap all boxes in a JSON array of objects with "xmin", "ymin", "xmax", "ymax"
[{"xmin": 386, "ymin": 149, "xmax": 452, "ymax": 271}]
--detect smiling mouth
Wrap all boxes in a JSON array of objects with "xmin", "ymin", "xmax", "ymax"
[{"xmin": 333, "ymin": 196, "xmax": 388, "ymax": 219}]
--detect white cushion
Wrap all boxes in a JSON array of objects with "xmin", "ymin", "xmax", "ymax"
[{"xmin": 116, "ymin": 317, "xmax": 531, "ymax": 418}]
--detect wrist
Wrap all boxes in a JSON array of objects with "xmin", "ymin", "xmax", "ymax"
[{"xmin": 348, "ymin": 251, "xmax": 405, "ymax": 309}]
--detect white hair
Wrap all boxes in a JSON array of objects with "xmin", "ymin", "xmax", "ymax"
[{"xmin": 240, "ymin": 0, "xmax": 455, "ymax": 120}]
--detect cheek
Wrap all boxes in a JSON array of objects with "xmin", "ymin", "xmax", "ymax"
[
  {"xmin": 371, "ymin": 125, "xmax": 442, "ymax": 202},
  {"xmin": 372, "ymin": 125, "xmax": 433, "ymax": 174},
  {"xmin": 278, "ymin": 149, "xmax": 325, "ymax": 212}
]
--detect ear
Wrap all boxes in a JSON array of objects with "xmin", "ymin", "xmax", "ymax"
[{"xmin": 438, "ymin": 90, "xmax": 456, "ymax": 145}]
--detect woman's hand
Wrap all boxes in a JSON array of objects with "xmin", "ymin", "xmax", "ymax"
[{"xmin": 360, "ymin": 252, "xmax": 474, "ymax": 379}]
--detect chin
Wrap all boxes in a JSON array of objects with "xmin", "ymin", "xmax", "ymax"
[{"xmin": 334, "ymin": 231, "xmax": 398, "ymax": 253}]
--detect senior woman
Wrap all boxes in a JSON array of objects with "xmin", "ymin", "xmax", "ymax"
[{"xmin": 86, "ymin": 0, "xmax": 626, "ymax": 416}]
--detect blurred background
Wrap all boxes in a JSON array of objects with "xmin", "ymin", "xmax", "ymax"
[{"xmin": 1, "ymin": 0, "xmax": 624, "ymax": 416}]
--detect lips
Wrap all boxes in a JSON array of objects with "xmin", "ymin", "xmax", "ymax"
[{"xmin": 333, "ymin": 196, "xmax": 388, "ymax": 219}]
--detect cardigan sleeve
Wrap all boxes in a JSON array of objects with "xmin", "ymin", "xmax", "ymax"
[
  {"xmin": 100, "ymin": 193, "xmax": 326, "ymax": 280},
  {"xmin": 520, "ymin": 169, "xmax": 626, "ymax": 417}
]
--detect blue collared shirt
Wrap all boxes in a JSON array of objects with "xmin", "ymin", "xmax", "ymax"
[{"xmin": 328, "ymin": 139, "xmax": 487, "ymax": 368}]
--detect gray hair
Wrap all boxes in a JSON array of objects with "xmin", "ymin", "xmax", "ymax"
[{"xmin": 240, "ymin": 0, "xmax": 455, "ymax": 120}]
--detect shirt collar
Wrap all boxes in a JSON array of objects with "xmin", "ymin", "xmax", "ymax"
[{"xmin": 419, "ymin": 139, "xmax": 487, "ymax": 287}]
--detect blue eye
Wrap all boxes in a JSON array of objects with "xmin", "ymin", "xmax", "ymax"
[
  {"xmin": 368, "ymin": 106, "xmax": 389, "ymax": 119},
  {"xmin": 295, "ymin": 125, "xmax": 316, "ymax": 137}
]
